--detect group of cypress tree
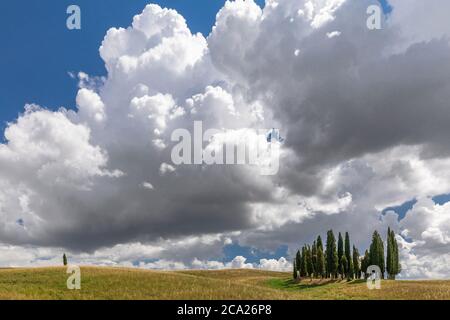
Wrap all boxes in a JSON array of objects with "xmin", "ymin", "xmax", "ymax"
[
  {"xmin": 293, "ymin": 235, "xmax": 327, "ymax": 279},
  {"xmin": 293, "ymin": 228, "xmax": 401, "ymax": 281}
]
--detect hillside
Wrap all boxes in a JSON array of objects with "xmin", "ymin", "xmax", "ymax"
[{"xmin": 0, "ymin": 267, "xmax": 449, "ymax": 300}]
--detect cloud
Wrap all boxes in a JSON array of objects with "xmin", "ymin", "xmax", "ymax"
[
  {"xmin": 1, "ymin": 0, "xmax": 450, "ymax": 278},
  {"xmin": 326, "ymin": 30, "xmax": 341, "ymax": 38},
  {"xmin": 258, "ymin": 257, "xmax": 291, "ymax": 271}
]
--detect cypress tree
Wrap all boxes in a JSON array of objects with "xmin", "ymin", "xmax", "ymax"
[
  {"xmin": 337, "ymin": 232, "xmax": 344, "ymax": 278},
  {"xmin": 63, "ymin": 253, "xmax": 68, "ymax": 266},
  {"xmin": 325, "ymin": 234, "xmax": 330, "ymax": 278},
  {"xmin": 311, "ymin": 241, "xmax": 317, "ymax": 278},
  {"xmin": 326, "ymin": 230, "xmax": 338, "ymax": 278},
  {"xmin": 386, "ymin": 227, "xmax": 393, "ymax": 279},
  {"xmin": 332, "ymin": 234, "xmax": 339, "ymax": 279},
  {"xmin": 390, "ymin": 229, "xmax": 401, "ymax": 280},
  {"xmin": 296, "ymin": 249, "xmax": 302, "ymax": 275},
  {"xmin": 369, "ymin": 231, "xmax": 385, "ymax": 279},
  {"xmin": 361, "ymin": 250, "xmax": 370, "ymax": 279},
  {"xmin": 301, "ymin": 246, "xmax": 308, "ymax": 277},
  {"xmin": 352, "ymin": 245, "xmax": 360, "ymax": 279},
  {"xmin": 340, "ymin": 255, "xmax": 348, "ymax": 280},
  {"xmin": 338, "ymin": 233, "xmax": 344, "ymax": 264},
  {"xmin": 306, "ymin": 245, "xmax": 314, "ymax": 279},
  {"xmin": 348, "ymin": 254, "xmax": 354, "ymax": 280},
  {"xmin": 293, "ymin": 259, "xmax": 298, "ymax": 279},
  {"xmin": 317, "ymin": 235, "xmax": 324, "ymax": 252},
  {"xmin": 369, "ymin": 232, "xmax": 379, "ymax": 271},
  {"xmin": 344, "ymin": 232, "xmax": 352, "ymax": 275},
  {"xmin": 316, "ymin": 242, "xmax": 325, "ymax": 279},
  {"xmin": 378, "ymin": 232, "xmax": 385, "ymax": 279},
  {"xmin": 394, "ymin": 230, "xmax": 401, "ymax": 276}
]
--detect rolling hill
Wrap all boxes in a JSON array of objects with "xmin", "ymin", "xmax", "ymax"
[{"xmin": 0, "ymin": 267, "xmax": 449, "ymax": 300}]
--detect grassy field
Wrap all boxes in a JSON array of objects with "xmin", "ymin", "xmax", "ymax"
[{"xmin": 0, "ymin": 266, "xmax": 449, "ymax": 300}]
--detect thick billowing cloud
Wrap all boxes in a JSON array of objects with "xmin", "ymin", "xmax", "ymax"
[{"xmin": 1, "ymin": 0, "xmax": 450, "ymax": 278}]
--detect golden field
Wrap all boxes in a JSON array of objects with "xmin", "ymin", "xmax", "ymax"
[{"xmin": 0, "ymin": 267, "xmax": 449, "ymax": 300}]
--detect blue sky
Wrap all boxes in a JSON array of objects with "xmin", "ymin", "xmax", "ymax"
[{"xmin": 0, "ymin": 0, "xmax": 263, "ymax": 136}]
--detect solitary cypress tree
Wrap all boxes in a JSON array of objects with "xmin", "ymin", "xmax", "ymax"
[
  {"xmin": 63, "ymin": 253, "xmax": 68, "ymax": 266},
  {"xmin": 352, "ymin": 245, "xmax": 361, "ymax": 279}
]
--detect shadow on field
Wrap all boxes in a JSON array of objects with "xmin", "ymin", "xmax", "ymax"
[{"xmin": 267, "ymin": 278, "xmax": 365, "ymax": 291}]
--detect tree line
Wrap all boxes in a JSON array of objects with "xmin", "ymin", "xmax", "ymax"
[{"xmin": 293, "ymin": 227, "xmax": 401, "ymax": 280}]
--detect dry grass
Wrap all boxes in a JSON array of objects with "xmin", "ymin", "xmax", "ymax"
[{"xmin": 0, "ymin": 267, "xmax": 449, "ymax": 300}]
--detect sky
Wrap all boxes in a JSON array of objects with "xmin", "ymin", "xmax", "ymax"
[
  {"xmin": 1, "ymin": 0, "xmax": 450, "ymax": 278},
  {"xmin": 0, "ymin": 0, "xmax": 261, "ymax": 135}
]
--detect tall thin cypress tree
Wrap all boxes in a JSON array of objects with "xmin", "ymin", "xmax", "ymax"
[
  {"xmin": 293, "ymin": 259, "xmax": 298, "ymax": 279},
  {"xmin": 311, "ymin": 241, "xmax": 317, "ymax": 278},
  {"xmin": 386, "ymin": 227, "xmax": 393, "ymax": 279},
  {"xmin": 390, "ymin": 229, "xmax": 401, "ymax": 280},
  {"xmin": 348, "ymin": 254, "xmax": 354, "ymax": 280},
  {"xmin": 306, "ymin": 245, "xmax": 314, "ymax": 279},
  {"xmin": 369, "ymin": 231, "xmax": 379, "ymax": 270},
  {"xmin": 369, "ymin": 230, "xmax": 385, "ymax": 279},
  {"xmin": 378, "ymin": 232, "xmax": 385, "ymax": 279},
  {"xmin": 326, "ymin": 230, "xmax": 338, "ymax": 278},
  {"xmin": 337, "ymin": 233, "xmax": 344, "ymax": 278},
  {"xmin": 352, "ymin": 245, "xmax": 360, "ymax": 279},
  {"xmin": 344, "ymin": 232, "xmax": 352, "ymax": 277},
  {"xmin": 301, "ymin": 246, "xmax": 308, "ymax": 277},
  {"xmin": 296, "ymin": 250, "xmax": 302, "ymax": 275},
  {"xmin": 361, "ymin": 249, "xmax": 370, "ymax": 279},
  {"xmin": 316, "ymin": 241, "xmax": 325, "ymax": 278},
  {"xmin": 340, "ymin": 255, "xmax": 348, "ymax": 280},
  {"xmin": 317, "ymin": 235, "xmax": 323, "ymax": 252}
]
